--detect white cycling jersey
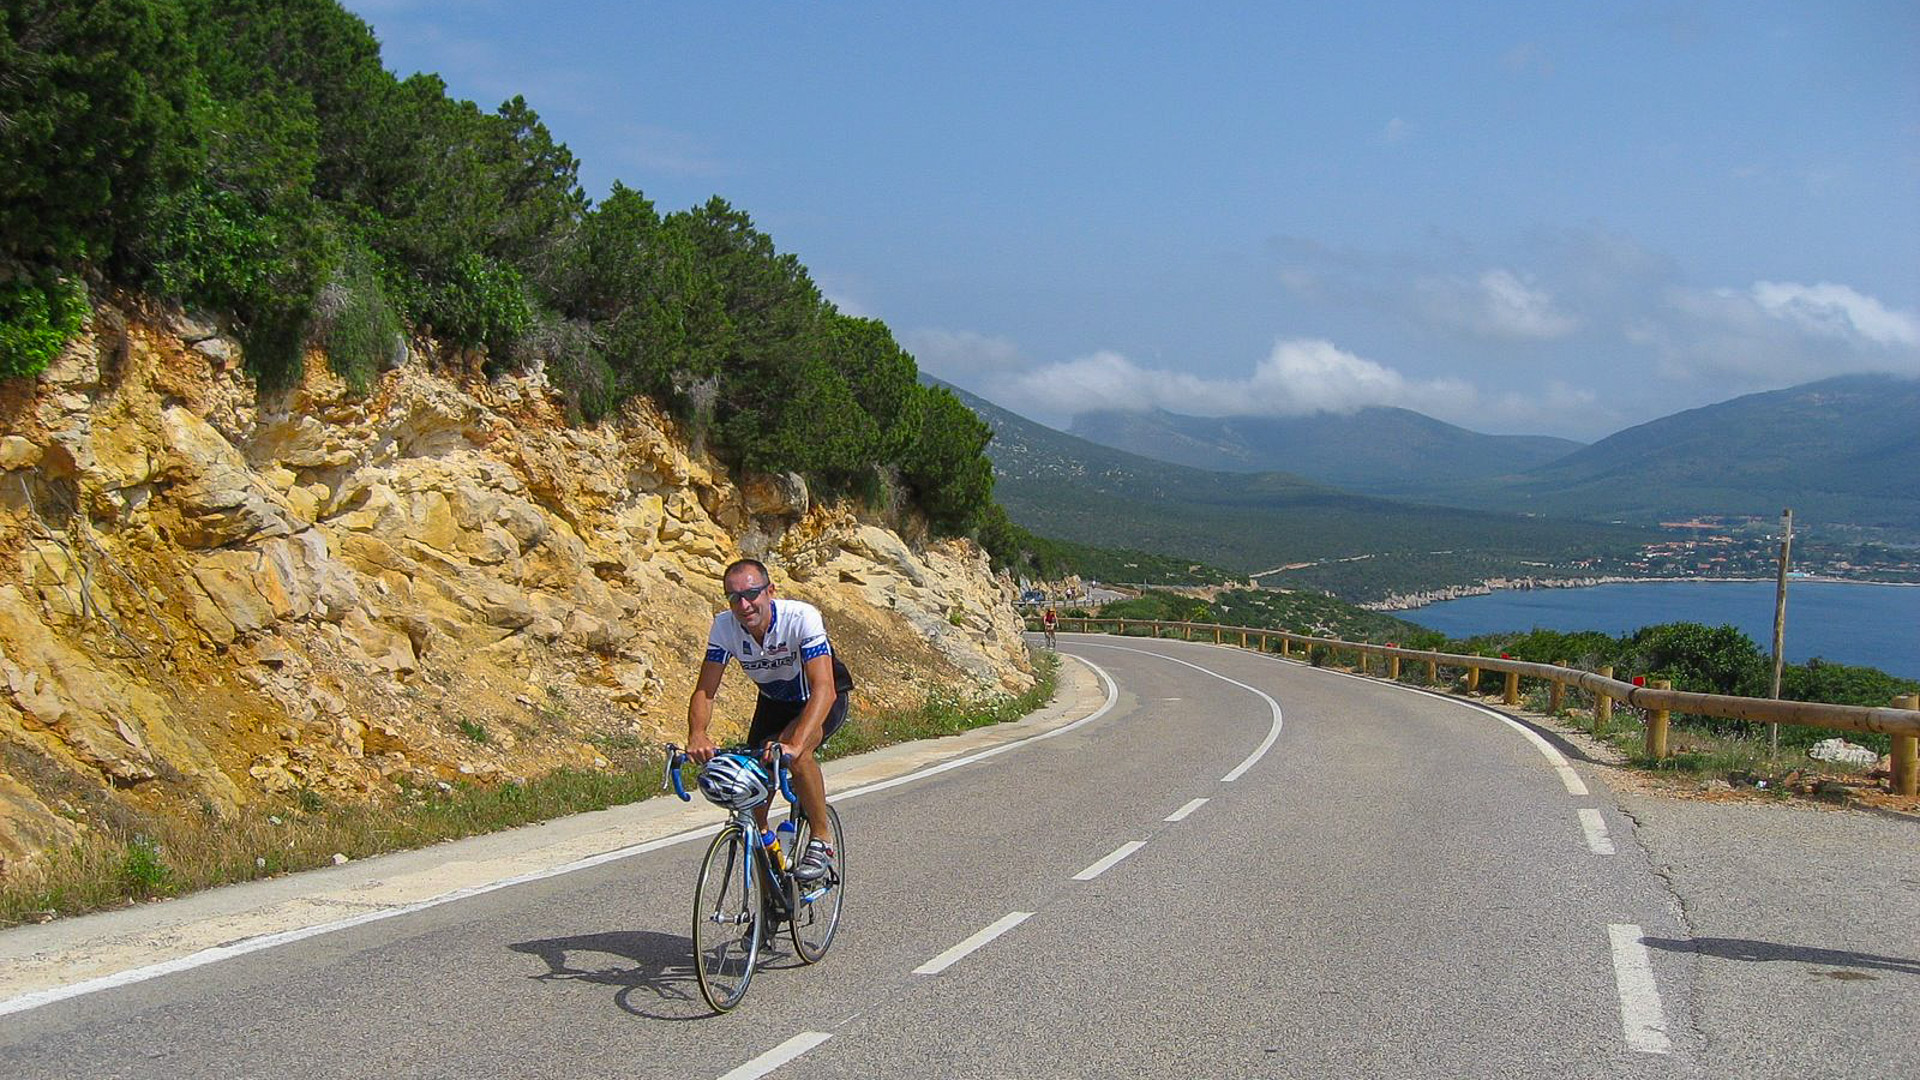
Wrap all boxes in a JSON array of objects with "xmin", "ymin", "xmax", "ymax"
[{"xmin": 704, "ymin": 599, "xmax": 834, "ymax": 703}]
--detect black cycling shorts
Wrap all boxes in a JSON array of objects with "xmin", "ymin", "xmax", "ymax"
[{"xmin": 747, "ymin": 691, "xmax": 848, "ymax": 751}]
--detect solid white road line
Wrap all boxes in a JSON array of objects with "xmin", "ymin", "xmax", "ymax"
[
  {"xmin": 1165, "ymin": 797, "xmax": 1208, "ymax": 822},
  {"xmin": 1607, "ymin": 923, "xmax": 1673, "ymax": 1054},
  {"xmin": 831, "ymin": 657, "xmax": 1121, "ymax": 803},
  {"xmin": 716, "ymin": 1032, "xmax": 833, "ymax": 1080},
  {"xmin": 0, "ymin": 659, "xmax": 1121, "ymax": 1019},
  {"xmin": 1441, "ymin": 698, "xmax": 1590, "ymax": 796},
  {"xmin": 0, "ymin": 818, "xmax": 727, "ymax": 1019},
  {"xmin": 1073, "ymin": 841, "xmax": 1147, "ymax": 881},
  {"xmin": 1075, "ymin": 642, "xmax": 1284, "ymax": 781},
  {"xmin": 1580, "ymin": 809, "xmax": 1617, "ymax": 855},
  {"xmin": 1303, "ymin": 661, "xmax": 1591, "ymax": 796},
  {"xmin": 913, "ymin": 912, "xmax": 1035, "ymax": 975}
]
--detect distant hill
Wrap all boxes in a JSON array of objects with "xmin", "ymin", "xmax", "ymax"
[
  {"xmin": 1067, "ymin": 406, "xmax": 1581, "ymax": 494},
  {"xmin": 1445, "ymin": 374, "xmax": 1920, "ymax": 531},
  {"xmin": 937, "ymin": 380, "xmax": 1649, "ymax": 599}
]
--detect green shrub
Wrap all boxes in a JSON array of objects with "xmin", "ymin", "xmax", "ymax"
[
  {"xmin": 117, "ymin": 835, "xmax": 172, "ymax": 898},
  {"xmin": 0, "ymin": 274, "xmax": 87, "ymax": 380},
  {"xmin": 316, "ymin": 245, "xmax": 403, "ymax": 392}
]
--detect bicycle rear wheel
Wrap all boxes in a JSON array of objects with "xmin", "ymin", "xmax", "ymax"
[
  {"xmin": 692, "ymin": 825, "xmax": 761, "ymax": 1012},
  {"xmin": 787, "ymin": 804, "xmax": 844, "ymax": 963}
]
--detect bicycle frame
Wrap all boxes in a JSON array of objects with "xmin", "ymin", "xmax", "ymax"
[{"xmin": 666, "ymin": 743, "xmax": 843, "ymax": 1011}]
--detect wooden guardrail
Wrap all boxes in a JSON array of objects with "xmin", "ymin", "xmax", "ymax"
[{"xmin": 1027, "ymin": 616, "xmax": 1920, "ymax": 795}]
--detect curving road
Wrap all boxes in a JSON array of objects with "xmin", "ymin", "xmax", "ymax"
[{"xmin": 4, "ymin": 635, "xmax": 1916, "ymax": 1078}]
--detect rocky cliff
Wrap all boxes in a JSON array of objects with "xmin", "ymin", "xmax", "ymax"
[{"xmin": 0, "ymin": 296, "xmax": 1033, "ymax": 875}]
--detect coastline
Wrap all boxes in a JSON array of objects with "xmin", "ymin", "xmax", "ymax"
[{"xmin": 1367, "ymin": 574, "xmax": 1920, "ymax": 614}]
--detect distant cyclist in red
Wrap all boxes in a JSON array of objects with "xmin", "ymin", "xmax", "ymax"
[{"xmin": 1041, "ymin": 605, "xmax": 1059, "ymax": 650}]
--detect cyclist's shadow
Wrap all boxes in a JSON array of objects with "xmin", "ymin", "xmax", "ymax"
[{"xmin": 508, "ymin": 929, "xmax": 804, "ymax": 1020}]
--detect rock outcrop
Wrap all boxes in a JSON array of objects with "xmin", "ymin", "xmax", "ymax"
[{"xmin": 0, "ymin": 297, "xmax": 1032, "ymax": 875}]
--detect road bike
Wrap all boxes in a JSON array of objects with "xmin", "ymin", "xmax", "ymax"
[{"xmin": 665, "ymin": 745, "xmax": 845, "ymax": 1012}]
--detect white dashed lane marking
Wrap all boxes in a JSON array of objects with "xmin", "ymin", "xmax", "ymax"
[
  {"xmin": 1165, "ymin": 797, "xmax": 1208, "ymax": 822},
  {"xmin": 715, "ymin": 1032, "xmax": 833, "ymax": 1080},
  {"xmin": 1073, "ymin": 841, "xmax": 1147, "ymax": 881},
  {"xmin": 1579, "ymin": 809, "xmax": 1617, "ymax": 855},
  {"xmin": 913, "ymin": 912, "xmax": 1035, "ymax": 975},
  {"xmin": 1608, "ymin": 924, "xmax": 1673, "ymax": 1054}
]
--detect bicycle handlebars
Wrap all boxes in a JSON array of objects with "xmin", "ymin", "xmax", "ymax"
[{"xmin": 663, "ymin": 743, "xmax": 797, "ymax": 806}]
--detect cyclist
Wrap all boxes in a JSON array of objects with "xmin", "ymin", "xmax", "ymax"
[
  {"xmin": 1041, "ymin": 605, "xmax": 1059, "ymax": 650},
  {"xmin": 686, "ymin": 558, "xmax": 851, "ymax": 884}
]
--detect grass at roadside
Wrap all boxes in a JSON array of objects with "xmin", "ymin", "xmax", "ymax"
[
  {"xmin": 0, "ymin": 653, "xmax": 1058, "ymax": 927},
  {"xmin": 1486, "ymin": 673, "xmax": 1887, "ymax": 803}
]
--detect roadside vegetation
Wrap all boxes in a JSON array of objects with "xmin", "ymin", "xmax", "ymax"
[
  {"xmin": 0, "ymin": 654, "xmax": 1056, "ymax": 927},
  {"xmin": 4, "ymin": 0, "xmax": 994, "ymax": 536}
]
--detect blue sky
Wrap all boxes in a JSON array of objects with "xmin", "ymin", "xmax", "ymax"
[{"xmin": 342, "ymin": 1, "xmax": 1917, "ymax": 441}]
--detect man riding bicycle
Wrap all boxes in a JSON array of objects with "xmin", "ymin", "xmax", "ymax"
[
  {"xmin": 686, "ymin": 558, "xmax": 851, "ymax": 883},
  {"xmin": 1041, "ymin": 605, "xmax": 1059, "ymax": 649}
]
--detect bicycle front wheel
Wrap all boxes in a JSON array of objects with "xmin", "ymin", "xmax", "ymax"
[
  {"xmin": 692, "ymin": 825, "xmax": 761, "ymax": 1012},
  {"xmin": 787, "ymin": 804, "xmax": 844, "ymax": 963}
]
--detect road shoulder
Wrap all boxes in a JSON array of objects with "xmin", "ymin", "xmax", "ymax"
[{"xmin": 0, "ymin": 652, "xmax": 1109, "ymax": 1008}]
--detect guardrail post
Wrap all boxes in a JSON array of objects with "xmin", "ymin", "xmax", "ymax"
[
  {"xmin": 1240, "ymin": 630, "xmax": 1248, "ymax": 648},
  {"xmin": 1895, "ymin": 695, "xmax": 1918, "ymax": 797},
  {"xmin": 1549, "ymin": 663, "xmax": 1566, "ymax": 714},
  {"xmin": 1388, "ymin": 654, "xmax": 1401, "ymax": 680},
  {"xmin": 1464, "ymin": 664, "xmax": 1480, "ymax": 695},
  {"xmin": 1646, "ymin": 679, "xmax": 1671, "ymax": 760},
  {"xmin": 1595, "ymin": 666, "xmax": 1613, "ymax": 735},
  {"xmin": 1503, "ymin": 670, "xmax": 1520, "ymax": 706},
  {"xmin": 1281, "ymin": 638, "xmax": 1291, "ymax": 658},
  {"xmin": 1425, "ymin": 659, "xmax": 1437, "ymax": 685}
]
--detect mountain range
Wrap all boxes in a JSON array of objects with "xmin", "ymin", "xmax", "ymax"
[
  {"xmin": 940, "ymin": 381, "xmax": 1651, "ymax": 598},
  {"xmin": 1067, "ymin": 406, "xmax": 1580, "ymax": 494},
  {"xmin": 1062, "ymin": 373, "xmax": 1920, "ymax": 534}
]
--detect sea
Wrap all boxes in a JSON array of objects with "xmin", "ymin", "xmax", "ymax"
[{"xmin": 1403, "ymin": 579, "xmax": 1920, "ymax": 680}]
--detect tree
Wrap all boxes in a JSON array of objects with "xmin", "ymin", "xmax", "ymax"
[
  {"xmin": 1, "ymin": 0, "xmax": 202, "ymax": 267},
  {"xmin": 899, "ymin": 385, "xmax": 995, "ymax": 534}
]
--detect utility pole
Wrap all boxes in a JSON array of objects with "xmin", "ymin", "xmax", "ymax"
[{"xmin": 1769, "ymin": 508, "xmax": 1792, "ymax": 763}]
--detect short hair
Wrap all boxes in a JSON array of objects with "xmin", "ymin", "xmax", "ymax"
[{"xmin": 723, "ymin": 558, "xmax": 770, "ymax": 585}]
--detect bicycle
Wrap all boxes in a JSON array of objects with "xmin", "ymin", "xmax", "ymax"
[
  {"xmin": 1043, "ymin": 622, "xmax": 1058, "ymax": 650},
  {"xmin": 664, "ymin": 744, "xmax": 845, "ymax": 1012}
]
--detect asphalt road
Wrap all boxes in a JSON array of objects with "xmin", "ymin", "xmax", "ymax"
[{"xmin": 3, "ymin": 636, "xmax": 1915, "ymax": 1078}]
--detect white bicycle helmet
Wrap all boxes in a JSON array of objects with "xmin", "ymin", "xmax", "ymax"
[{"xmin": 696, "ymin": 753, "xmax": 770, "ymax": 809}]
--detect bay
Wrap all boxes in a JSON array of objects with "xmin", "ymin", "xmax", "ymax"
[{"xmin": 1405, "ymin": 579, "xmax": 1920, "ymax": 680}]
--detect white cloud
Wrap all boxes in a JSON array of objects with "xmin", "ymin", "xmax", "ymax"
[
  {"xmin": 994, "ymin": 339, "xmax": 1478, "ymax": 420},
  {"xmin": 1748, "ymin": 281, "xmax": 1920, "ymax": 347},
  {"xmin": 1417, "ymin": 268, "xmax": 1580, "ymax": 340},
  {"xmin": 902, "ymin": 329, "xmax": 1027, "ymax": 378},
  {"xmin": 1645, "ymin": 280, "xmax": 1920, "ymax": 385}
]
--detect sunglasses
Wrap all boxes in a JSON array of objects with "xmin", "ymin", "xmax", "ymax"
[{"xmin": 725, "ymin": 582, "xmax": 770, "ymax": 604}]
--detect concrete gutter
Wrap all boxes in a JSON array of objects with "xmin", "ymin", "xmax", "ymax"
[{"xmin": 0, "ymin": 654, "xmax": 1110, "ymax": 1010}]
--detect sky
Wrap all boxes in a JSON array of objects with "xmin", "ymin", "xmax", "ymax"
[{"xmin": 341, "ymin": 1, "xmax": 1918, "ymax": 442}]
